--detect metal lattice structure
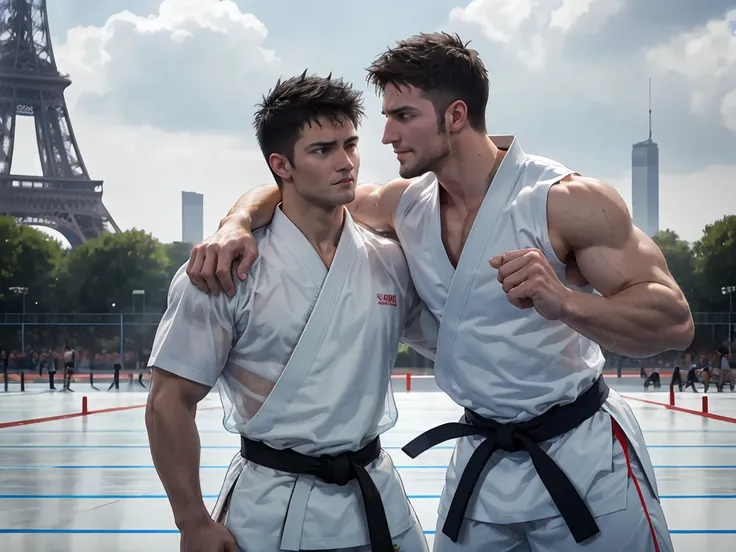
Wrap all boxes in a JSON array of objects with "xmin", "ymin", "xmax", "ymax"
[{"xmin": 0, "ymin": 0, "xmax": 119, "ymax": 247}]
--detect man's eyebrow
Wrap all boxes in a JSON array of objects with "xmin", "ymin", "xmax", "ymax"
[
  {"xmin": 380, "ymin": 105, "xmax": 417, "ymax": 116},
  {"xmin": 306, "ymin": 140, "xmax": 337, "ymax": 148},
  {"xmin": 306, "ymin": 135, "xmax": 359, "ymax": 148}
]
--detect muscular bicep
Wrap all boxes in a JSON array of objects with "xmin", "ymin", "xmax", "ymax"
[
  {"xmin": 348, "ymin": 178, "xmax": 410, "ymax": 233},
  {"xmin": 149, "ymin": 366, "xmax": 210, "ymax": 411},
  {"xmin": 551, "ymin": 178, "xmax": 682, "ymax": 298},
  {"xmin": 575, "ymin": 225, "xmax": 676, "ymax": 298}
]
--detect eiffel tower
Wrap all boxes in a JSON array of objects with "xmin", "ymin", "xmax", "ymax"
[{"xmin": 0, "ymin": 0, "xmax": 119, "ymax": 248}]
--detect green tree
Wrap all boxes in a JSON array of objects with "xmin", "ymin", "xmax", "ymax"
[
  {"xmin": 162, "ymin": 241, "xmax": 194, "ymax": 283},
  {"xmin": 692, "ymin": 215, "xmax": 736, "ymax": 312},
  {"xmin": 652, "ymin": 230, "xmax": 698, "ymax": 309},
  {"xmin": 0, "ymin": 217, "xmax": 64, "ymax": 312},
  {"xmin": 55, "ymin": 229, "xmax": 170, "ymax": 313}
]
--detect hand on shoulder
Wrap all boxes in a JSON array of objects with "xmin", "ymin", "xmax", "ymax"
[{"xmin": 186, "ymin": 213, "xmax": 259, "ymax": 298}]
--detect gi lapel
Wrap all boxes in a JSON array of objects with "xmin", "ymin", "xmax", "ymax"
[
  {"xmin": 433, "ymin": 136, "xmax": 527, "ymax": 372},
  {"xmin": 244, "ymin": 208, "xmax": 359, "ymax": 434}
]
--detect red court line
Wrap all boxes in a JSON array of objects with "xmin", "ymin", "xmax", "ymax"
[
  {"xmin": 623, "ymin": 395, "xmax": 736, "ymax": 424},
  {"xmin": 0, "ymin": 404, "xmax": 222, "ymax": 430},
  {"xmin": 0, "ymin": 404, "xmax": 147, "ymax": 429}
]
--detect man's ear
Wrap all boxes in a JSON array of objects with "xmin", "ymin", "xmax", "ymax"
[{"xmin": 268, "ymin": 153, "xmax": 292, "ymax": 182}]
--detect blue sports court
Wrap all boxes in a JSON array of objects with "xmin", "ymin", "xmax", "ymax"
[{"xmin": 1, "ymin": 375, "xmax": 735, "ymax": 551}]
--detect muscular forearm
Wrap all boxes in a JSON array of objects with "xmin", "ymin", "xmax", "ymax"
[
  {"xmin": 222, "ymin": 183, "xmax": 281, "ymax": 230},
  {"xmin": 561, "ymin": 283, "xmax": 694, "ymax": 358},
  {"xmin": 146, "ymin": 395, "xmax": 209, "ymax": 528}
]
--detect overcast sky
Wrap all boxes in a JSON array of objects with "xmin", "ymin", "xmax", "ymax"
[{"xmin": 10, "ymin": 0, "xmax": 736, "ymax": 245}]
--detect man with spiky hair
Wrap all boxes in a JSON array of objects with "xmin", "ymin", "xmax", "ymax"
[
  {"xmin": 185, "ymin": 33, "xmax": 690, "ymax": 552},
  {"xmin": 145, "ymin": 72, "xmax": 434, "ymax": 552}
]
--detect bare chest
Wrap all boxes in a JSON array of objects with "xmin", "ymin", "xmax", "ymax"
[
  {"xmin": 438, "ymin": 202, "xmax": 580, "ymax": 283},
  {"xmin": 439, "ymin": 204, "xmax": 479, "ymax": 268}
]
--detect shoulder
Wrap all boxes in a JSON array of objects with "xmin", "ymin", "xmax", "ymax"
[
  {"xmin": 372, "ymin": 176, "xmax": 421, "ymax": 218},
  {"xmin": 394, "ymin": 173, "xmax": 436, "ymax": 216},
  {"xmin": 547, "ymin": 174, "xmax": 632, "ymax": 250},
  {"xmin": 169, "ymin": 261, "xmax": 248, "ymax": 315},
  {"xmin": 398, "ymin": 172, "xmax": 436, "ymax": 197},
  {"xmin": 520, "ymin": 153, "xmax": 575, "ymax": 182},
  {"xmin": 510, "ymin": 153, "xmax": 577, "ymax": 207}
]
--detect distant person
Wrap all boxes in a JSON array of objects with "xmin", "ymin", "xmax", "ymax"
[
  {"xmin": 683, "ymin": 352, "xmax": 698, "ymax": 392},
  {"xmin": 62, "ymin": 345, "xmax": 75, "ymax": 391},
  {"xmin": 643, "ymin": 367, "xmax": 661, "ymax": 389}
]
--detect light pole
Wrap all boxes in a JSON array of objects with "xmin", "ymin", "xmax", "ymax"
[
  {"xmin": 9, "ymin": 286, "xmax": 27, "ymax": 313},
  {"xmin": 132, "ymin": 290, "xmax": 146, "ymax": 371},
  {"xmin": 132, "ymin": 289, "xmax": 146, "ymax": 313},
  {"xmin": 723, "ymin": 286, "xmax": 735, "ymax": 355},
  {"xmin": 9, "ymin": 286, "xmax": 28, "ymax": 352}
]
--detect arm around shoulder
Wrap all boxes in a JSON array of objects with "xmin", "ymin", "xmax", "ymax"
[
  {"xmin": 347, "ymin": 177, "xmax": 412, "ymax": 233},
  {"xmin": 222, "ymin": 183, "xmax": 281, "ymax": 230},
  {"xmin": 550, "ymin": 176, "xmax": 694, "ymax": 357}
]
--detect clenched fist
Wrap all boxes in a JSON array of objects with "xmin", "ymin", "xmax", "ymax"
[
  {"xmin": 489, "ymin": 248, "xmax": 573, "ymax": 321},
  {"xmin": 179, "ymin": 518, "xmax": 239, "ymax": 552}
]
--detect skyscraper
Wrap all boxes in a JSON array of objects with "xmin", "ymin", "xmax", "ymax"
[
  {"xmin": 631, "ymin": 79, "xmax": 659, "ymax": 237},
  {"xmin": 631, "ymin": 139, "xmax": 659, "ymax": 237},
  {"xmin": 181, "ymin": 191, "xmax": 204, "ymax": 245}
]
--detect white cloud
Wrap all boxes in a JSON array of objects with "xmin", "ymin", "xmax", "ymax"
[
  {"xmin": 13, "ymin": 0, "xmax": 732, "ymax": 251},
  {"xmin": 54, "ymin": 0, "xmax": 280, "ymax": 134},
  {"xmin": 449, "ymin": 0, "xmax": 536, "ymax": 43},
  {"xmin": 645, "ymin": 9, "xmax": 736, "ymax": 134},
  {"xmin": 448, "ymin": 0, "xmax": 623, "ymax": 68},
  {"xmin": 721, "ymin": 89, "xmax": 736, "ymax": 133},
  {"xmin": 549, "ymin": 0, "xmax": 598, "ymax": 32},
  {"xmin": 10, "ymin": 0, "xmax": 288, "ymax": 246},
  {"xmin": 601, "ymin": 163, "xmax": 736, "ymax": 243}
]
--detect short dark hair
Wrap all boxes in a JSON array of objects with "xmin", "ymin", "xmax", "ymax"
[
  {"xmin": 254, "ymin": 71, "xmax": 365, "ymax": 186},
  {"xmin": 366, "ymin": 32, "xmax": 489, "ymax": 132}
]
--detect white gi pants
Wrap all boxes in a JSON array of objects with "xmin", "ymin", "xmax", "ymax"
[
  {"xmin": 432, "ymin": 418, "xmax": 674, "ymax": 552},
  {"xmin": 227, "ymin": 497, "xmax": 429, "ymax": 552}
]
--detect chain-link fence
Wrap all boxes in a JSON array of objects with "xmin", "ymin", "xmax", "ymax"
[
  {"xmin": 0, "ymin": 311, "xmax": 732, "ymax": 374},
  {"xmin": 0, "ymin": 312, "xmax": 161, "ymax": 372}
]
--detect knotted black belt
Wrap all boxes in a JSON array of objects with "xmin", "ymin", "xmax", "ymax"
[
  {"xmin": 240, "ymin": 435, "xmax": 393, "ymax": 552},
  {"xmin": 402, "ymin": 376, "xmax": 610, "ymax": 544}
]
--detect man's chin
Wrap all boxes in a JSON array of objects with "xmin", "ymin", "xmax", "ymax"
[
  {"xmin": 398, "ymin": 164, "xmax": 423, "ymax": 179},
  {"xmin": 330, "ymin": 189, "xmax": 356, "ymax": 207}
]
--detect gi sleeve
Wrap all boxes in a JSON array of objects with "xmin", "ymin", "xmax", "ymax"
[
  {"xmin": 400, "ymin": 290, "xmax": 438, "ymax": 361},
  {"xmin": 148, "ymin": 264, "xmax": 240, "ymax": 388}
]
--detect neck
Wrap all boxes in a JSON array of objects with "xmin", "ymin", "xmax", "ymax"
[
  {"xmin": 434, "ymin": 132, "xmax": 503, "ymax": 210},
  {"xmin": 280, "ymin": 187, "xmax": 345, "ymax": 255}
]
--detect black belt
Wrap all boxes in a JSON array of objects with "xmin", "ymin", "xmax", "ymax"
[
  {"xmin": 240, "ymin": 435, "xmax": 393, "ymax": 552},
  {"xmin": 402, "ymin": 376, "xmax": 610, "ymax": 544}
]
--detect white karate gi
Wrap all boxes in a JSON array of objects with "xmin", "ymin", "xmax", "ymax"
[
  {"xmin": 149, "ymin": 206, "xmax": 437, "ymax": 551},
  {"xmin": 393, "ymin": 136, "xmax": 674, "ymax": 551}
]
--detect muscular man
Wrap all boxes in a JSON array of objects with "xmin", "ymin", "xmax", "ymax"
[
  {"xmin": 186, "ymin": 34, "xmax": 694, "ymax": 552},
  {"xmin": 145, "ymin": 73, "xmax": 435, "ymax": 552}
]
